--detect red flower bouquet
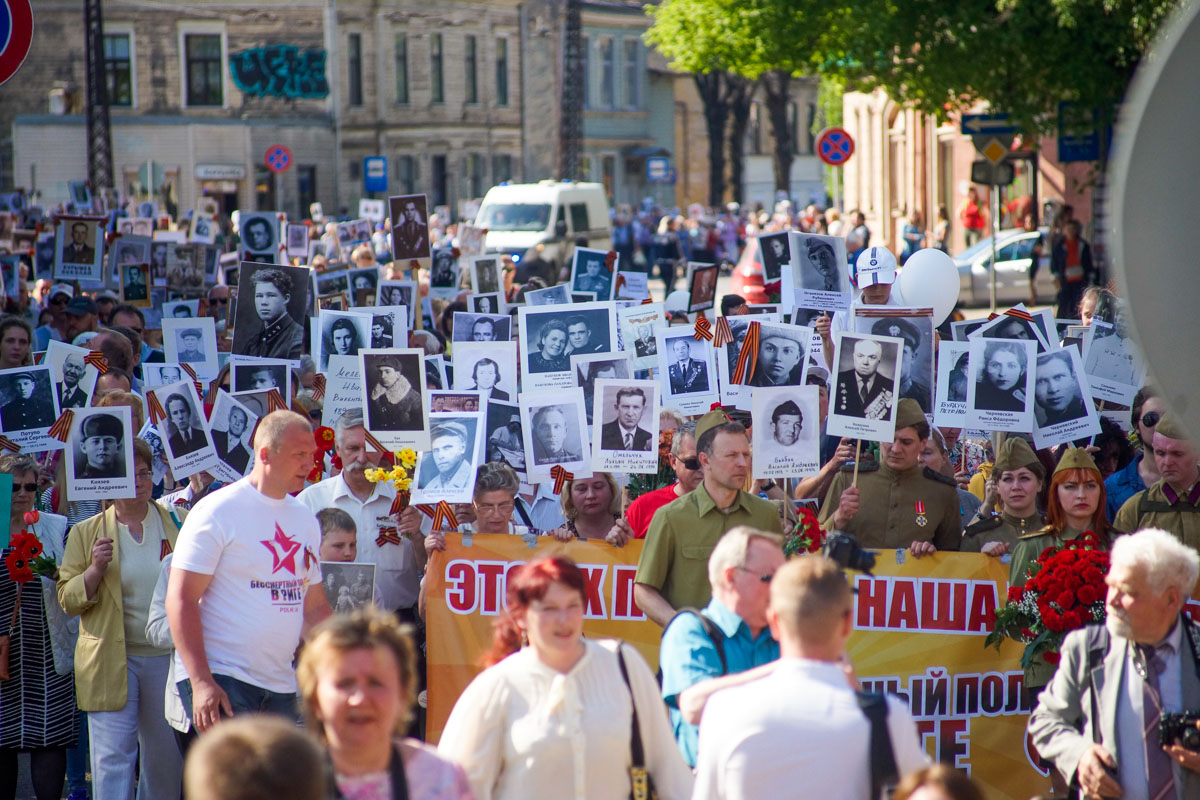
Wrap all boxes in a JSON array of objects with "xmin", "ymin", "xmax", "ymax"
[
  {"xmin": 985, "ymin": 531, "xmax": 1109, "ymax": 668},
  {"xmin": 783, "ymin": 507, "xmax": 827, "ymax": 557}
]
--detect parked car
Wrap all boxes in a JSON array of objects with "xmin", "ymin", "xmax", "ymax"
[
  {"xmin": 729, "ymin": 236, "xmax": 769, "ymax": 305},
  {"xmin": 954, "ymin": 227, "xmax": 1058, "ymax": 307}
]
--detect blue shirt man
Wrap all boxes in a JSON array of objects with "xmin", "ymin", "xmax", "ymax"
[
  {"xmin": 658, "ymin": 527, "xmax": 783, "ymax": 767},
  {"xmin": 1105, "ymin": 450, "xmax": 1147, "ymax": 521}
]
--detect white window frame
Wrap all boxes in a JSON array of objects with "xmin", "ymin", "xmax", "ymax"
[
  {"xmin": 178, "ymin": 21, "xmax": 229, "ymax": 110},
  {"xmin": 103, "ymin": 22, "xmax": 137, "ymax": 109}
]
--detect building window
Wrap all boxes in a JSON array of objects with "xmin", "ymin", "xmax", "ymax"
[
  {"xmin": 430, "ymin": 33, "xmax": 444, "ymax": 104},
  {"xmin": 468, "ymin": 154, "xmax": 485, "ymax": 198},
  {"xmin": 492, "ymin": 154, "xmax": 512, "ymax": 184},
  {"xmin": 431, "ymin": 155, "xmax": 448, "ymax": 207},
  {"xmin": 599, "ymin": 37, "xmax": 614, "ymax": 109},
  {"xmin": 396, "ymin": 155, "xmax": 417, "ymax": 194},
  {"xmin": 255, "ymin": 164, "xmax": 276, "ymax": 210},
  {"xmin": 581, "ymin": 36, "xmax": 590, "ymax": 109},
  {"xmin": 104, "ymin": 33, "xmax": 133, "ymax": 107},
  {"xmin": 298, "ymin": 166, "xmax": 317, "ymax": 216},
  {"xmin": 395, "ymin": 34, "xmax": 409, "ymax": 104},
  {"xmin": 347, "ymin": 33, "xmax": 363, "ymax": 107},
  {"xmin": 495, "ymin": 38, "xmax": 509, "ymax": 107},
  {"xmin": 464, "ymin": 36, "xmax": 478, "ymax": 104},
  {"xmin": 622, "ymin": 39, "xmax": 639, "ymax": 109},
  {"xmin": 184, "ymin": 33, "xmax": 223, "ymax": 107}
]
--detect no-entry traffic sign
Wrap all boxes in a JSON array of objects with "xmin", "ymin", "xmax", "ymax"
[
  {"xmin": 816, "ymin": 127, "xmax": 855, "ymax": 167},
  {"xmin": 0, "ymin": 0, "xmax": 34, "ymax": 88},
  {"xmin": 265, "ymin": 144, "xmax": 293, "ymax": 174}
]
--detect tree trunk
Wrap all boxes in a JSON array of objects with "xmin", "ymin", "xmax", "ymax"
[
  {"xmin": 762, "ymin": 70, "xmax": 795, "ymax": 197},
  {"xmin": 694, "ymin": 72, "xmax": 729, "ymax": 206},
  {"xmin": 727, "ymin": 77, "xmax": 756, "ymax": 205}
]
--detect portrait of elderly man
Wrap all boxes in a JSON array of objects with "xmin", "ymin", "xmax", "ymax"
[
  {"xmin": 176, "ymin": 328, "xmax": 205, "ymax": 364},
  {"xmin": 871, "ymin": 316, "xmax": 930, "ymax": 412},
  {"xmin": 1, "ymin": 371, "xmax": 54, "ymax": 430},
  {"xmin": 212, "ymin": 404, "xmax": 252, "ymax": 474},
  {"xmin": 166, "ymin": 392, "xmax": 206, "ymax": 457},
  {"xmin": 57, "ymin": 352, "xmax": 89, "ymax": 409},
  {"xmin": 241, "ymin": 267, "xmax": 304, "ymax": 360},
  {"xmin": 835, "ymin": 337, "xmax": 894, "ymax": 420},
  {"xmin": 667, "ymin": 337, "xmax": 709, "ymax": 394},
  {"xmin": 366, "ymin": 354, "xmax": 422, "ymax": 432},
  {"xmin": 633, "ymin": 323, "xmax": 657, "ymax": 358},
  {"xmin": 75, "ymin": 413, "xmax": 125, "ymax": 479},
  {"xmin": 749, "ymin": 329, "xmax": 805, "ymax": 387},
  {"xmin": 1035, "ymin": 350, "xmax": 1087, "ymax": 427},
  {"xmin": 531, "ymin": 404, "xmax": 581, "ymax": 465},
  {"xmin": 599, "ymin": 387, "xmax": 653, "ymax": 451},
  {"xmin": 418, "ymin": 421, "xmax": 474, "ymax": 491}
]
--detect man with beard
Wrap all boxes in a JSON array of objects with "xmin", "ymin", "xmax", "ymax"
[
  {"xmin": 872, "ymin": 317, "xmax": 930, "ymax": 412},
  {"xmin": 749, "ymin": 331, "xmax": 804, "ymax": 387},
  {"xmin": 213, "ymin": 405, "xmax": 253, "ymax": 474},
  {"xmin": 76, "ymin": 413, "xmax": 124, "ymax": 478},
  {"xmin": 420, "ymin": 422, "xmax": 473, "ymax": 491},
  {"xmin": 1, "ymin": 372, "xmax": 53, "ymax": 430},
  {"xmin": 298, "ymin": 409, "xmax": 427, "ymax": 622},
  {"xmin": 367, "ymin": 355, "xmax": 422, "ymax": 431},
  {"xmin": 1034, "ymin": 350, "xmax": 1087, "ymax": 427},
  {"xmin": 57, "ymin": 352, "xmax": 89, "ymax": 409},
  {"xmin": 532, "ymin": 405, "xmax": 580, "ymax": 465}
]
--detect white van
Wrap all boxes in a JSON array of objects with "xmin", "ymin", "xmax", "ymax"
[{"xmin": 474, "ymin": 180, "xmax": 612, "ymax": 270}]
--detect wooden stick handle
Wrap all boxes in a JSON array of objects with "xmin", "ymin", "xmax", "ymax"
[{"xmin": 852, "ymin": 440, "xmax": 863, "ymax": 488}]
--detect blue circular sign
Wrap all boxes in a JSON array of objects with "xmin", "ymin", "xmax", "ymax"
[
  {"xmin": 0, "ymin": 0, "xmax": 34, "ymax": 88},
  {"xmin": 265, "ymin": 144, "xmax": 292, "ymax": 174},
  {"xmin": 816, "ymin": 127, "xmax": 855, "ymax": 167}
]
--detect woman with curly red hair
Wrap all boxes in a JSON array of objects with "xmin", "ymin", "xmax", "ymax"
[{"xmin": 438, "ymin": 556, "xmax": 692, "ymax": 800}]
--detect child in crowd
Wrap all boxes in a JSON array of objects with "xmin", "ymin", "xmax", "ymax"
[{"xmin": 316, "ymin": 507, "xmax": 357, "ymax": 562}]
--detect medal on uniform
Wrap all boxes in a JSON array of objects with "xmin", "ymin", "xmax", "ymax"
[{"xmin": 915, "ymin": 501, "xmax": 927, "ymax": 527}]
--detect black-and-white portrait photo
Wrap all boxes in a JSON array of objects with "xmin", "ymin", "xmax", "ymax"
[
  {"xmin": 163, "ymin": 299, "xmax": 198, "ymax": 319},
  {"xmin": 360, "ymin": 349, "xmax": 429, "ymax": 451},
  {"xmin": 519, "ymin": 387, "xmax": 590, "ymax": 483},
  {"xmin": 858, "ymin": 312, "xmax": 934, "ymax": 413},
  {"xmin": 162, "ymin": 389, "xmax": 206, "ymax": 457},
  {"xmin": 933, "ymin": 341, "xmax": 971, "ymax": 428},
  {"xmin": 452, "ymin": 341, "xmax": 518, "ymax": 403},
  {"xmin": 523, "ymin": 284, "xmax": 570, "ymax": 306},
  {"xmin": 46, "ymin": 342, "xmax": 96, "ymax": 411},
  {"xmin": 348, "ymin": 267, "xmax": 379, "ymax": 302},
  {"xmin": 424, "ymin": 355, "xmax": 446, "ymax": 391},
  {"xmin": 1033, "ymin": 347, "xmax": 1101, "ymax": 448},
  {"xmin": 519, "ymin": 302, "xmax": 617, "ymax": 390},
  {"xmin": 316, "ymin": 311, "xmax": 372, "ymax": 372},
  {"xmin": 120, "ymin": 263, "xmax": 150, "ymax": 305},
  {"xmin": 572, "ymin": 354, "xmax": 632, "ymax": 426},
  {"xmin": 152, "ymin": 380, "xmax": 219, "ymax": 478},
  {"xmin": 591, "ymin": 379, "xmax": 659, "ymax": 473},
  {"xmin": 470, "ymin": 257, "xmax": 502, "ymax": 296},
  {"xmin": 143, "ymin": 363, "xmax": 184, "ymax": 389},
  {"xmin": 413, "ymin": 416, "xmax": 482, "ymax": 504},
  {"xmin": 655, "ymin": 329, "xmax": 718, "ymax": 415},
  {"xmin": 376, "ymin": 281, "xmax": 416, "ymax": 327},
  {"xmin": 110, "ymin": 235, "xmax": 151, "ymax": 271},
  {"xmin": 618, "ymin": 302, "xmax": 665, "ymax": 371},
  {"xmin": 759, "ymin": 232, "xmax": 790, "ymax": 284},
  {"xmin": 827, "ymin": 333, "xmax": 901, "ymax": 442},
  {"xmin": 66, "ymin": 406, "xmax": 135, "ymax": 501},
  {"xmin": 209, "ymin": 390, "xmax": 257, "ymax": 480},
  {"xmin": 429, "ymin": 247, "xmax": 458, "ymax": 297},
  {"xmin": 322, "ymin": 562, "xmax": 376, "ymax": 613},
  {"xmin": 788, "ymin": 231, "xmax": 850, "ymax": 312},
  {"xmin": 0, "ymin": 366, "xmax": 60, "ymax": 449},
  {"xmin": 744, "ymin": 322, "xmax": 812, "ymax": 389},
  {"xmin": 117, "ymin": 218, "xmax": 153, "ymax": 238},
  {"xmin": 485, "ymin": 401, "xmax": 525, "ymax": 475},
  {"xmin": 149, "ymin": 239, "xmax": 171, "ymax": 285},
  {"xmin": 190, "ymin": 214, "xmax": 216, "ymax": 245},
  {"xmin": 232, "ymin": 262, "xmax": 310, "ymax": 362},
  {"xmin": 370, "ymin": 314, "xmax": 395, "ymax": 348},
  {"xmin": 965, "ymin": 338, "xmax": 1037, "ymax": 433},
  {"xmin": 570, "ymin": 248, "xmax": 614, "ymax": 301},
  {"xmin": 239, "ymin": 213, "xmax": 279, "ymax": 259},
  {"xmin": 470, "ymin": 292, "xmax": 504, "ymax": 315},
  {"xmin": 687, "ymin": 264, "xmax": 718, "ymax": 313},
  {"xmin": 68, "ymin": 182, "xmax": 92, "ymax": 209},
  {"xmin": 317, "ymin": 270, "xmax": 351, "ymax": 298},
  {"xmin": 286, "ymin": 223, "xmax": 310, "ymax": 258},
  {"xmin": 55, "ymin": 218, "xmax": 104, "ymax": 282},
  {"xmin": 231, "ymin": 359, "xmax": 292, "ymax": 405},
  {"xmin": 452, "ymin": 312, "xmax": 511, "ymax": 343},
  {"xmin": 1083, "ymin": 316, "xmax": 1144, "ymax": 404},
  {"xmin": 971, "ymin": 310, "xmax": 1051, "ymax": 353},
  {"xmin": 430, "ymin": 392, "xmax": 482, "ymax": 414},
  {"xmin": 751, "ymin": 385, "xmax": 821, "ymax": 478},
  {"xmin": 389, "ymin": 194, "xmax": 431, "ymax": 262},
  {"xmin": 162, "ymin": 317, "xmax": 218, "ymax": 380}
]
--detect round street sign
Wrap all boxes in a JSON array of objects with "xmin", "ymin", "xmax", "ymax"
[
  {"xmin": 265, "ymin": 144, "xmax": 293, "ymax": 174},
  {"xmin": 816, "ymin": 127, "xmax": 855, "ymax": 167},
  {"xmin": 0, "ymin": 0, "xmax": 35, "ymax": 88}
]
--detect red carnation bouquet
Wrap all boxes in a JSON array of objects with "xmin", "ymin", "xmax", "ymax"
[
  {"xmin": 985, "ymin": 531, "xmax": 1109, "ymax": 668},
  {"xmin": 783, "ymin": 506, "xmax": 827, "ymax": 557}
]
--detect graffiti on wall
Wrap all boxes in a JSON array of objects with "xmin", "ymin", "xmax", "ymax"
[{"xmin": 229, "ymin": 45, "xmax": 329, "ymax": 99}]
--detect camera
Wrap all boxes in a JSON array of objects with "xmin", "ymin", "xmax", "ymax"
[
  {"xmin": 1159, "ymin": 712, "xmax": 1200, "ymax": 750},
  {"xmin": 821, "ymin": 532, "xmax": 876, "ymax": 576}
]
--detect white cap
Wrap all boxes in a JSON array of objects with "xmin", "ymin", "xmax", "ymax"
[
  {"xmin": 854, "ymin": 246, "xmax": 898, "ymax": 288},
  {"xmin": 664, "ymin": 289, "xmax": 690, "ymax": 314}
]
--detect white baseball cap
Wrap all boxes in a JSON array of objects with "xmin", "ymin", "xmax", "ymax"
[{"xmin": 854, "ymin": 246, "xmax": 898, "ymax": 288}]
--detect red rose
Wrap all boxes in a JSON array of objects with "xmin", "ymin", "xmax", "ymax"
[
  {"xmin": 1007, "ymin": 586, "xmax": 1023, "ymax": 603},
  {"xmin": 1043, "ymin": 651, "xmax": 1061, "ymax": 664}
]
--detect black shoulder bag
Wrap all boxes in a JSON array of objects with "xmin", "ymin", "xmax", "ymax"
[
  {"xmin": 617, "ymin": 646, "xmax": 658, "ymax": 800},
  {"xmin": 856, "ymin": 691, "xmax": 898, "ymax": 800}
]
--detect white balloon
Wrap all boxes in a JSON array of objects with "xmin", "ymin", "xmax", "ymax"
[{"xmin": 898, "ymin": 248, "xmax": 960, "ymax": 326}]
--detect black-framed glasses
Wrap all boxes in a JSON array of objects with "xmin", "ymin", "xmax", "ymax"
[
  {"xmin": 1142, "ymin": 411, "xmax": 1161, "ymax": 428},
  {"xmin": 737, "ymin": 566, "xmax": 775, "ymax": 583},
  {"xmin": 10, "ymin": 482, "xmax": 37, "ymax": 494},
  {"xmin": 679, "ymin": 456, "xmax": 701, "ymax": 471}
]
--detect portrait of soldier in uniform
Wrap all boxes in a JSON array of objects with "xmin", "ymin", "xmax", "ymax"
[
  {"xmin": 1, "ymin": 371, "xmax": 55, "ymax": 431},
  {"xmin": 835, "ymin": 338, "xmax": 896, "ymax": 420},
  {"xmin": 74, "ymin": 413, "xmax": 125, "ymax": 479}
]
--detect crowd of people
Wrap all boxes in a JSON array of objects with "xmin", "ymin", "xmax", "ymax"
[{"xmin": 0, "ymin": 183, "xmax": 1179, "ymax": 800}]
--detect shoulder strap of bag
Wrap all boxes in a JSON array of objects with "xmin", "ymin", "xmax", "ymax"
[
  {"xmin": 856, "ymin": 691, "xmax": 897, "ymax": 800},
  {"xmin": 328, "ymin": 743, "xmax": 410, "ymax": 800},
  {"xmin": 662, "ymin": 607, "xmax": 727, "ymax": 675},
  {"xmin": 1083, "ymin": 623, "xmax": 1111, "ymax": 745},
  {"xmin": 617, "ymin": 646, "xmax": 646, "ymax": 768}
]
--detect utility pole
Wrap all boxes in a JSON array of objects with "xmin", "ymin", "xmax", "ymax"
[
  {"xmin": 559, "ymin": 0, "xmax": 582, "ymax": 181},
  {"xmin": 84, "ymin": 0, "xmax": 114, "ymax": 192}
]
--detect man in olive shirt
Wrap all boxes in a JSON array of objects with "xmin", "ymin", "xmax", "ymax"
[
  {"xmin": 819, "ymin": 398, "xmax": 961, "ymax": 554},
  {"xmin": 635, "ymin": 409, "xmax": 783, "ymax": 627},
  {"xmin": 1114, "ymin": 413, "xmax": 1200, "ymax": 551}
]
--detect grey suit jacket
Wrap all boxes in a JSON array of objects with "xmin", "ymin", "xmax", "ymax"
[{"xmin": 1029, "ymin": 619, "xmax": 1200, "ymax": 793}]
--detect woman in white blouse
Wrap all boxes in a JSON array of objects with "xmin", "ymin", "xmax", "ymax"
[{"xmin": 438, "ymin": 556, "xmax": 692, "ymax": 800}]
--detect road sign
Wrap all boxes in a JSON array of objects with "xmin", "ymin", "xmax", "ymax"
[
  {"xmin": 1057, "ymin": 102, "xmax": 1104, "ymax": 163},
  {"xmin": 980, "ymin": 138, "xmax": 1008, "ymax": 164},
  {"xmin": 961, "ymin": 113, "xmax": 1018, "ymax": 137},
  {"xmin": 816, "ymin": 127, "xmax": 854, "ymax": 166},
  {"xmin": 646, "ymin": 156, "xmax": 670, "ymax": 182},
  {"xmin": 0, "ymin": 0, "xmax": 34, "ymax": 88},
  {"xmin": 363, "ymin": 156, "xmax": 388, "ymax": 192},
  {"xmin": 970, "ymin": 159, "xmax": 1015, "ymax": 186},
  {"xmin": 264, "ymin": 144, "xmax": 292, "ymax": 173}
]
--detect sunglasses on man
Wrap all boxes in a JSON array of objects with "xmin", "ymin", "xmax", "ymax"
[{"xmin": 1142, "ymin": 411, "xmax": 1161, "ymax": 428}]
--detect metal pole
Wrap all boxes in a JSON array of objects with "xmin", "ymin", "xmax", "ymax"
[
  {"xmin": 988, "ymin": 178, "xmax": 998, "ymax": 311},
  {"xmin": 832, "ymin": 165, "xmax": 840, "ymax": 212}
]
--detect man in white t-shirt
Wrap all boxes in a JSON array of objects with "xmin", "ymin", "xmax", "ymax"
[
  {"xmin": 692, "ymin": 556, "xmax": 927, "ymax": 799},
  {"xmin": 167, "ymin": 410, "xmax": 332, "ymax": 732}
]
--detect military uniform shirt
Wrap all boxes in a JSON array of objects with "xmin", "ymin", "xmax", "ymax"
[
  {"xmin": 960, "ymin": 511, "xmax": 1045, "ymax": 553},
  {"xmin": 818, "ymin": 462, "xmax": 962, "ymax": 551},
  {"xmin": 636, "ymin": 483, "xmax": 782, "ymax": 613},
  {"xmin": 1113, "ymin": 479, "xmax": 1200, "ymax": 553}
]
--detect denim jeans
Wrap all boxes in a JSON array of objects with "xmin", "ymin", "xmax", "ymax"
[{"xmin": 177, "ymin": 674, "xmax": 299, "ymax": 724}]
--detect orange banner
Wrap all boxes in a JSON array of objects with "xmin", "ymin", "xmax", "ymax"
[{"xmin": 425, "ymin": 537, "xmax": 1047, "ymax": 799}]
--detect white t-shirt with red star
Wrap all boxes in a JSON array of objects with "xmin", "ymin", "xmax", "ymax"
[{"xmin": 172, "ymin": 476, "xmax": 322, "ymax": 694}]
